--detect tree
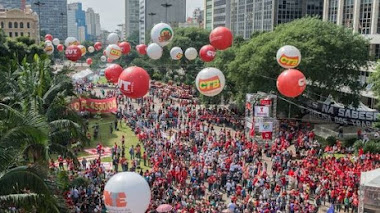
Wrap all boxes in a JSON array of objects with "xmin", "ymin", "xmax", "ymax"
[{"xmin": 223, "ymin": 17, "xmax": 369, "ymax": 106}]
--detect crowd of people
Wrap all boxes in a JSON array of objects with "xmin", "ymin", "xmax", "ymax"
[{"xmin": 56, "ymin": 82, "xmax": 379, "ymax": 213}]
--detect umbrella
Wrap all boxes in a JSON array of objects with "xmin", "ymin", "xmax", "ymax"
[{"xmin": 156, "ymin": 204, "xmax": 173, "ymax": 213}]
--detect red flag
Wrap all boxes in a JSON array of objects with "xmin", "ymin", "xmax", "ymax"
[
  {"xmin": 246, "ymin": 102, "xmax": 252, "ymax": 110},
  {"xmin": 249, "ymin": 118, "xmax": 255, "ymax": 137},
  {"xmin": 262, "ymin": 132, "xmax": 272, "ymax": 140}
]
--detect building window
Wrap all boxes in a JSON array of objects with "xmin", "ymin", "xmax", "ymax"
[
  {"xmin": 27, "ymin": 22, "xmax": 30, "ymax": 28},
  {"xmin": 14, "ymin": 22, "xmax": 18, "ymax": 28},
  {"xmin": 328, "ymin": 0, "xmax": 338, "ymax": 24},
  {"xmin": 9, "ymin": 32, "xmax": 12, "ymax": 37},
  {"xmin": 20, "ymin": 22, "xmax": 24, "ymax": 28},
  {"xmin": 15, "ymin": 32, "xmax": 18, "ymax": 37},
  {"xmin": 343, "ymin": 0, "xmax": 354, "ymax": 28},
  {"xmin": 20, "ymin": 32, "xmax": 24, "ymax": 36},
  {"xmin": 8, "ymin": 22, "xmax": 12, "ymax": 28},
  {"xmin": 0, "ymin": 22, "xmax": 3, "ymax": 28},
  {"xmin": 359, "ymin": 0, "xmax": 372, "ymax": 34},
  {"xmin": 28, "ymin": 32, "xmax": 30, "ymax": 37}
]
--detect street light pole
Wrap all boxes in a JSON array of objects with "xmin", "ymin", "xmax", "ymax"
[
  {"xmin": 60, "ymin": 12, "xmax": 65, "ymax": 40},
  {"xmin": 34, "ymin": 1, "xmax": 45, "ymax": 41},
  {"xmin": 161, "ymin": 2, "xmax": 172, "ymax": 23}
]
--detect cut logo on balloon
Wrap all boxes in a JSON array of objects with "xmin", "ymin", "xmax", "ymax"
[
  {"xmin": 207, "ymin": 51, "xmax": 216, "ymax": 57},
  {"xmin": 198, "ymin": 76, "xmax": 221, "ymax": 92},
  {"xmin": 44, "ymin": 46, "xmax": 53, "ymax": 52},
  {"xmin": 110, "ymin": 49, "xmax": 122, "ymax": 57},
  {"xmin": 104, "ymin": 190, "xmax": 127, "ymax": 208},
  {"xmin": 159, "ymin": 28, "xmax": 173, "ymax": 42},
  {"xmin": 279, "ymin": 54, "xmax": 299, "ymax": 67},
  {"xmin": 118, "ymin": 79, "xmax": 133, "ymax": 93},
  {"xmin": 298, "ymin": 78, "xmax": 306, "ymax": 87},
  {"xmin": 176, "ymin": 53, "xmax": 183, "ymax": 59}
]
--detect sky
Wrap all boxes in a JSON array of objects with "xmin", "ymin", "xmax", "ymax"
[{"xmin": 68, "ymin": 0, "xmax": 203, "ymax": 32}]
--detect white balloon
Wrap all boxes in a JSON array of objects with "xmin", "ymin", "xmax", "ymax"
[
  {"xmin": 88, "ymin": 46, "xmax": 95, "ymax": 53},
  {"xmin": 105, "ymin": 44, "xmax": 122, "ymax": 60},
  {"xmin": 104, "ymin": 172, "xmax": 151, "ymax": 213},
  {"xmin": 44, "ymin": 42, "xmax": 54, "ymax": 55},
  {"xmin": 150, "ymin": 23, "xmax": 174, "ymax": 47},
  {"xmin": 185, "ymin": 47, "xmax": 198, "ymax": 60},
  {"xmin": 52, "ymin": 38, "xmax": 60, "ymax": 46},
  {"xmin": 78, "ymin": 45, "xmax": 87, "ymax": 56},
  {"xmin": 146, "ymin": 43, "xmax": 163, "ymax": 60},
  {"xmin": 64, "ymin": 37, "xmax": 79, "ymax": 47},
  {"xmin": 195, "ymin": 67, "xmax": 226, "ymax": 97},
  {"xmin": 107, "ymin": 33, "xmax": 119, "ymax": 44},
  {"xmin": 276, "ymin": 45, "xmax": 301, "ymax": 69},
  {"xmin": 101, "ymin": 55, "xmax": 107, "ymax": 62},
  {"xmin": 170, "ymin": 47, "xmax": 183, "ymax": 60},
  {"xmin": 45, "ymin": 40, "xmax": 52, "ymax": 45}
]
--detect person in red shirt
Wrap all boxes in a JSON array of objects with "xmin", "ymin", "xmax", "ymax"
[{"xmin": 58, "ymin": 155, "xmax": 64, "ymax": 170}]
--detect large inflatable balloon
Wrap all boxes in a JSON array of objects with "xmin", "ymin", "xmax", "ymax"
[
  {"xmin": 88, "ymin": 46, "xmax": 95, "ymax": 53},
  {"xmin": 106, "ymin": 44, "xmax": 122, "ymax": 60},
  {"xmin": 195, "ymin": 67, "xmax": 226, "ymax": 97},
  {"xmin": 104, "ymin": 172, "xmax": 151, "ymax": 213},
  {"xmin": 136, "ymin": 44, "xmax": 147, "ymax": 55},
  {"xmin": 64, "ymin": 37, "xmax": 79, "ymax": 47},
  {"xmin": 100, "ymin": 55, "xmax": 107, "ymax": 62},
  {"xmin": 185, "ymin": 47, "xmax": 198, "ymax": 60},
  {"xmin": 44, "ymin": 42, "xmax": 54, "ymax": 55},
  {"xmin": 105, "ymin": 64, "xmax": 123, "ymax": 84},
  {"xmin": 209, "ymin": 27, "xmax": 233, "ymax": 50},
  {"xmin": 65, "ymin": 45, "xmax": 82, "ymax": 62},
  {"xmin": 170, "ymin": 47, "xmax": 183, "ymax": 60},
  {"xmin": 119, "ymin": 42, "xmax": 131, "ymax": 55},
  {"xmin": 94, "ymin": 42, "xmax": 102, "ymax": 51},
  {"xmin": 151, "ymin": 23, "xmax": 174, "ymax": 47},
  {"xmin": 107, "ymin": 58, "xmax": 113, "ymax": 63},
  {"xmin": 52, "ymin": 38, "xmax": 60, "ymax": 46},
  {"xmin": 78, "ymin": 45, "xmax": 86, "ymax": 56},
  {"xmin": 276, "ymin": 45, "xmax": 301, "ymax": 69},
  {"xmin": 45, "ymin": 34, "xmax": 53, "ymax": 41},
  {"xmin": 147, "ymin": 43, "xmax": 163, "ymax": 60},
  {"xmin": 276, "ymin": 69, "xmax": 306, "ymax": 98},
  {"xmin": 118, "ymin": 66, "xmax": 150, "ymax": 99},
  {"xmin": 86, "ymin": 58, "xmax": 93, "ymax": 65},
  {"xmin": 57, "ymin": 44, "xmax": 64, "ymax": 52},
  {"xmin": 199, "ymin": 45, "xmax": 216, "ymax": 62},
  {"xmin": 107, "ymin": 33, "xmax": 119, "ymax": 44}
]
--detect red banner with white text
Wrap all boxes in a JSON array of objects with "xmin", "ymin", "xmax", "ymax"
[{"xmin": 70, "ymin": 97, "xmax": 118, "ymax": 113}]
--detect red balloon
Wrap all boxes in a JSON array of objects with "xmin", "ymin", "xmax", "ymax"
[
  {"xmin": 105, "ymin": 64, "xmax": 123, "ymax": 84},
  {"xmin": 119, "ymin": 42, "xmax": 131, "ymax": 55},
  {"xmin": 209, "ymin": 27, "xmax": 233, "ymax": 50},
  {"xmin": 57, "ymin": 44, "xmax": 64, "ymax": 52},
  {"xmin": 107, "ymin": 58, "xmax": 113, "ymax": 63},
  {"xmin": 94, "ymin": 42, "xmax": 102, "ymax": 51},
  {"xmin": 86, "ymin": 58, "xmax": 93, "ymax": 65},
  {"xmin": 45, "ymin": 34, "xmax": 53, "ymax": 41},
  {"xmin": 199, "ymin": 45, "xmax": 216, "ymax": 62},
  {"xmin": 118, "ymin": 66, "xmax": 150, "ymax": 99},
  {"xmin": 136, "ymin": 44, "xmax": 147, "ymax": 55},
  {"xmin": 276, "ymin": 69, "xmax": 306, "ymax": 98},
  {"xmin": 65, "ymin": 45, "xmax": 82, "ymax": 62}
]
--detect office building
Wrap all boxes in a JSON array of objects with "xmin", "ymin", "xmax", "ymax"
[
  {"xmin": 0, "ymin": 5, "xmax": 39, "ymax": 42},
  {"xmin": 67, "ymin": 8, "xmax": 78, "ymax": 40},
  {"xmin": 204, "ymin": 0, "xmax": 231, "ymax": 30},
  {"xmin": 0, "ymin": 0, "xmax": 67, "ymax": 40},
  {"xmin": 68, "ymin": 2, "xmax": 87, "ymax": 42},
  {"xmin": 229, "ymin": 0, "xmax": 323, "ymax": 39},
  {"xmin": 125, "ymin": 0, "xmax": 139, "ymax": 38},
  {"xmin": 323, "ymin": 0, "xmax": 380, "ymax": 59},
  {"xmin": 86, "ymin": 8, "xmax": 101, "ymax": 41},
  {"xmin": 139, "ymin": 0, "xmax": 186, "ymax": 44}
]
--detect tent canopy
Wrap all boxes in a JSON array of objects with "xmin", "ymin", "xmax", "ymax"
[
  {"xmin": 72, "ymin": 69, "xmax": 94, "ymax": 81},
  {"xmin": 361, "ymin": 168, "xmax": 380, "ymax": 188}
]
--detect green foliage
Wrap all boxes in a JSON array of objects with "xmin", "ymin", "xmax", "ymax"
[
  {"xmin": 223, "ymin": 17, "xmax": 369, "ymax": 107},
  {"xmin": 70, "ymin": 177, "xmax": 89, "ymax": 188},
  {"xmin": 326, "ymin": 136, "xmax": 337, "ymax": 146},
  {"xmin": 354, "ymin": 140, "xmax": 380, "ymax": 154},
  {"xmin": 370, "ymin": 64, "xmax": 380, "ymax": 104},
  {"xmin": 57, "ymin": 171, "xmax": 70, "ymax": 190},
  {"xmin": 343, "ymin": 138, "xmax": 357, "ymax": 147}
]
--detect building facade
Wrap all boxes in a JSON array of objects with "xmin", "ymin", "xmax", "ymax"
[
  {"xmin": 67, "ymin": 8, "xmax": 78, "ymax": 40},
  {"xmin": 125, "ymin": 0, "xmax": 139, "ymax": 38},
  {"xmin": 0, "ymin": 0, "xmax": 67, "ymax": 40},
  {"xmin": 204, "ymin": 0, "xmax": 213, "ymax": 30},
  {"xmin": 0, "ymin": 5, "xmax": 39, "ymax": 42},
  {"xmin": 230, "ymin": 0, "xmax": 323, "ymax": 39},
  {"xmin": 204, "ymin": 0, "xmax": 231, "ymax": 30},
  {"xmin": 68, "ymin": 2, "xmax": 87, "ymax": 42},
  {"xmin": 85, "ymin": 8, "xmax": 101, "ymax": 41},
  {"xmin": 139, "ymin": 0, "xmax": 186, "ymax": 44}
]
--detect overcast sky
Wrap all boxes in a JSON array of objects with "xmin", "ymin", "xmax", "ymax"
[{"xmin": 68, "ymin": 0, "xmax": 203, "ymax": 32}]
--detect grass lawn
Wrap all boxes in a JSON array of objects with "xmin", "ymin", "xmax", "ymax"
[
  {"xmin": 79, "ymin": 113, "xmax": 151, "ymax": 171},
  {"xmin": 322, "ymin": 153, "xmax": 348, "ymax": 159},
  {"xmin": 95, "ymin": 76, "xmax": 108, "ymax": 84}
]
